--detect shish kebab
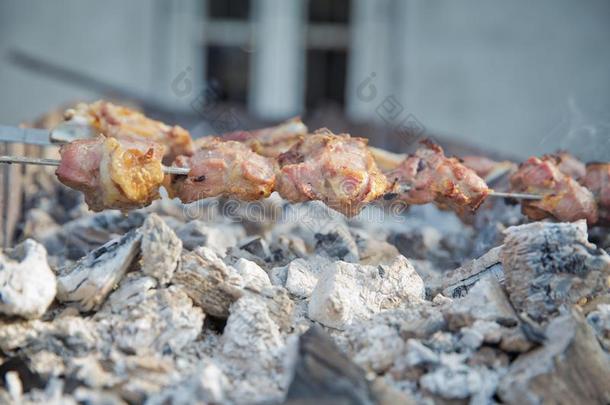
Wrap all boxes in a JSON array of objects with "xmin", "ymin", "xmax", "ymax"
[
  {"xmin": 0, "ymin": 101, "xmax": 606, "ymax": 224},
  {"xmin": 1, "ymin": 101, "xmax": 533, "ymax": 215}
]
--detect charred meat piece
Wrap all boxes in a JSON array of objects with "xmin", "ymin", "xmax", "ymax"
[
  {"xmin": 276, "ymin": 130, "xmax": 389, "ymax": 216},
  {"xmin": 542, "ymin": 152, "xmax": 586, "ymax": 180},
  {"xmin": 387, "ymin": 141, "xmax": 491, "ymax": 214},
  {"xmin": 170, "ymin": 139, "xmax": 276, "ymax": 203},
  {"xmin": 583, "ymin": 163, "xmax": 610, "ymax": 223},
  {"xmin": 56, "ymin": 136, "xmax": 165, "ymax": 211},
  {"xmin": 510, "ymin": 157, "xmax": 598, "ymax": 223},
  {"xmin": 65, "ymin": 101, "xmax": 193, "ymax": 161},
  {"xmin": 219, "ymin": 117, "xmax": 307, "ymax": 158}
]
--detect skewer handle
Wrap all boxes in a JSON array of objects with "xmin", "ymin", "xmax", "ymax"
[{"xmin": 0, "ymin": 155, "xmax": 190, "ymax": 175}]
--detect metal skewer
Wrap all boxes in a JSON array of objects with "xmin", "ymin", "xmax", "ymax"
[
  {"xmin": 0, "ymin": 155, "xmax": 191, "ymax": 175},
  {"xmin": 486, "ymin": 190, "xmax": 542, "ymax": 200},
  {"xmin": 0, "ymin": 155, "xmax": 542, "ymax": 200},
  {"xmin": 396, "ymin": 184, "xmax": 543, "ymax": 201}
]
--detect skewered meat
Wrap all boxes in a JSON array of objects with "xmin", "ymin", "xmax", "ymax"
[
  {"xmin": 461, "ymin": 156, "xmax": 517, "ymax": 180},
  {"xmin": 219, "ymin": 117, "xmax": 307, "ymax": 158},
  {"xmin": 276, "ymin": 130, "xmax": 389, "ymax": 216},
  {"xmin": 461, "ymin": 156, "xmax": 501, "ymax": 178},
  {"xmin": 510, "ymin": 157, "xmax": 598, "ymax": 223},
  {"xmin": 56, "ymin": 136, "xmax": 165, "ymax": 211},
  {"xmin": 583, "ymin": 163, "xmax": 610, "ymax": 223},
  {"xmin": 170, "ymin": 139, "xmax": 276, "ymax": 203},
  {"xmin": 542, "ymin": 152, "xmax": 586, "ymax": 180},
  {"xmin": 65, "ymin": 101, "xmax": 193, "ymax": 162},
  {"xmin": 387, "ymin": 141, "xmax": 491, "ymax": 214}
]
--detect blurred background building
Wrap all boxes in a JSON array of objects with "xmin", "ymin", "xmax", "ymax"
[{"xmin": 1, "ymin": 0, "xmax": 609, "ymax": 159}]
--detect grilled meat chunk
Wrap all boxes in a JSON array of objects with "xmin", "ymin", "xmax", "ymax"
[
  {"xmin": 583, "ymin": 163, "xmax": 610, "ymax": 224},
  {"xmin": 510, "ymin": 156, "xmax": 598, "ymax": 223},
  {"xmin": 220, "ymin": 117, "xmax": 307, "ymax": 158},
  {"xmin": 56, "ymin": 136, "xmax": 165, "ymax": 211},
  {"xmin": 276, "ymin": 130, "xmax": 389, "ymax": 216},
  {"xmin": 461, "ymin": 156, "xmax": 517, "ymax": 181},
  {"xmin": 387, "ymin": 141, "xmax": 491, "ymax": 214},
  {"xmin": 171, "ymin": 139, "xmax": 276, "ymax": 203},
  {"xmin": 65, "ymin": 101, "xmax": 193, "ymax": 162},
  {"xmin": 542, "ymin": 152, "xmax": 586, "ymax": 180}
]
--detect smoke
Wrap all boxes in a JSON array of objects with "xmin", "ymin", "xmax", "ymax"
[{"xmin": 541, "ymin": 98, "xmax": 610, "ymax": 162}]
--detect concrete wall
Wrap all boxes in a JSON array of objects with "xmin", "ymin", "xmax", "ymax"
[
  {"xmin": 392, "ymin": 0, "xmax": 610, "ymax": 159},
  {"xmin": 0, "ymin": 0, "xmax": 202, "ymax": 125},
  {"xmin": 0, "ymin": 0, "xmax": 609, "ymax": 159}
]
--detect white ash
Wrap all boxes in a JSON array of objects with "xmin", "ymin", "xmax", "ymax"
[
  {"xmin": 176, "ymin": 219, "xmax": 245, "ymax": 256},
  {"xmin": 0, "ymin": 239, "xmax": 56, "ymax": 319},
  {"xmin": 94, "ymin": 275, "xmax": 204, "ymax": 355},
  {"xmin": 270, "ymin": 256, "xmax": 329, "ymax": 298},
  {"xmin": 139, "ymin": 213, "xmax": 182, "ymax": 285},
  {"xmin": 232, "ymin": 258, "xmax": 271, "ymax": 293},
  {"xmin": 420, "ymin": 362, "xmax": 501, "ymax": 402},
  {"xmin": 443, "ymin": 276, "xmax": 518, "ymax": 329},
  {"xmin": 442, "ymin": 245, "xmax": 503, "ymax": 298},
  {"xmin": 403, "ymin": 339, "xmax": 440, "ymax": 367},
  {"xmin": 21, "ymin": 208, "xmax": 60, "ymax": 242},
  {"xmin": 5, "ymin": 371, "xmax": 23, "ymax": 402},
  {"xmin": 0, "ymin": 315, "xmax": 99, "ymax": 366},
  {"xmin": 171, "ymin": 248, "xmax": 245, "ymax": 318},
  {"xmin": 4, "ymin": 184, "xmax": 610, "ymax": 404},
  {"xmin": 172, "ymin": 246, "xmax": 295, "ymax": 332},
  {"xmin": 146, "ymin": 363, "xmax": 228, "ymax": 405},
  {"xmin": 587, "ymin": 304, "xmax": 610, "ymax": 350},
  {"xmin": 56, "ymin": 229, "xmax": 142, "ymax": 312},
  {"xmin": 354, "ymin": 230, "xmax": 401, "ymax": 266},
  {"xmin": 308, "ymin": 255, "xmax": 425, "ymax": 329},
  {"xmin": 218, "ymin": 295, "xmax": 291, "ymax": 403},
  {"xmin": 498, "ymin": 308, "xmax": 610, "ymax": 404},
  {"xmin": 350, "ymin": 323, "xmax": 405, "ymax": 373},
  {"xmin": 502, "ymin": 220, "xmax": 610, "ymax": 322}
]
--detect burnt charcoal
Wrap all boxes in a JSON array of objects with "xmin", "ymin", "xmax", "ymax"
[
  {"xmin": 442, "ymin": 246, "xmax": 504, "ymax": 298},
  {"xmin": 239, "ymin": 235, "xmax": 271, "ymax": 260},
  {"xmin": 502, "ymin": 220, "xmax": 610, "ymax": 322},
  {"xmin": 498, "ymin": 308, "xmax": 610, "ymax": 404},
  {"xmin": 314, "ymin": 226, "xmax": 359, "ymax": 262},
  {"xmin": 176, "ymin": 219, "xmax": 245, "ymax": 255},
  {"xmin": 0, "ymin": 357, "xmax": 45, "ymax": 392},
  {"xmin": 387, "ymin": 228, "xmax": 440, "ymax": 261},
  {"xmin": 55, "ymin": 229, "xmax": 142, "ymax": 312},
  {"xmin": 285, "ymin": 326, "xmax": 414, "ymax": 405},
  {"xmin": 4, "ymin": 157, "xmax": 610, "ymax": 403}
]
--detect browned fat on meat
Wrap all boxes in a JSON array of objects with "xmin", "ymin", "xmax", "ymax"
[
  {"xmin": 542, "ymin": 152, "xmax": 586, "ymax": 180},
  {"xmin": 170, "ymin": 139, "xmax": 276, "ymax": 203},
  {"xmin": 276, "ymin": 130, "xmax": 389, "ymax": 217},
  {"xmin": 510, "ymin": 156, "xmax": 598, "ymax": 224},
  {"xmin": 387, "ymin": 141, "xmax": 491, "ymax": 215},
  {"xmin": 66, "ymin": 100, "xmax": 194, "ymax": 162},
  {"xmin": 220, "ymin": 117, "xmax": 308, "ymax": 158},
  {"xmin": 56, "ymin": 136, "xmax": 165, "ymax": 212}
]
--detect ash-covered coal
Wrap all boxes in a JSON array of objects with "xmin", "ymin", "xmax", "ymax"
[{"xmin": 0, "ymin": 177, "xmax": 609, "ymax": 404}]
